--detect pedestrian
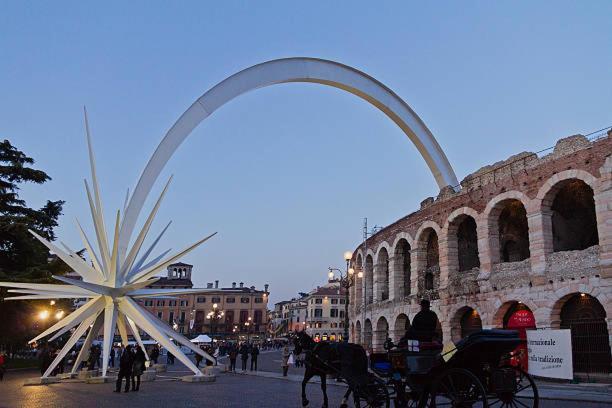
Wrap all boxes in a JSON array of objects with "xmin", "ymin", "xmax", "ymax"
[
  {"xmin": 281, "ymin": 345, "xmax": 291, "ymax": 376},
  {"xmin": 239, "ymin": 343, "xmax": 249, "ymax": 371},
  {"xmin": 110, "ymin": 346, "xmax": 115, "ymax": 368},
  {"xmin": 131, "ymin": 347, "xmax": 145, "ymax": 392},
  {"xmin": 38, "ymin": 343, "xmax": 52, "ymax": 376},
  {"xmin": 195, "ymin": 351, "xmax": 203, "ymax": 368},
  {"xmin": 115, "ymin": 345, "xmax": 133, "ymax": 393},
  {"xmin": 228, "ymin": 346, "xmax": 238, "ymax": 373},
  {"xmin": 150, "ymin": 345, "xmax": 159, "ymax": 365},
  {"xmin": 250, "ymin": 344, "xmax": 259, "ymax": 371},
  {"xmin": 0, "ymin": 351, "xmax": 6, "ymax": 381}
]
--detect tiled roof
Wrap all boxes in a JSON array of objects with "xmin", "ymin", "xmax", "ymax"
[{"xmin": 149, "ymin": 277, "xmax": 193, "ymax": 288}]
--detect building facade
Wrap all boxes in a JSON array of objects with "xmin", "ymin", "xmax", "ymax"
[
  {"xmin": 348, "ymin": 133, "xmax": 612, "ymax": 378},
  {"xmin": 140, "ymin": 262, "xmax": 270, "ymax": 340},
  {"xmin": 305, "ymin": 280, "xmax": 348, "ymax": 342}
]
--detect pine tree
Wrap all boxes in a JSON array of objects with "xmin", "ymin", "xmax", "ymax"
[{"xmin": 0, "ymin": 139, "xmax": 65, "ymax": 280}]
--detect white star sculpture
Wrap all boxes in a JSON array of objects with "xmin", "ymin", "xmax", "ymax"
[{"xmin": 1, "ymin": 109, "xmax": 217, "ymax": 378}]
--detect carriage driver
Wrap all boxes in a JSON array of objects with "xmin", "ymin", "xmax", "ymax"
[{"xmin": 398, "ymin": 299, "xmax": 440, "ymax": 346}]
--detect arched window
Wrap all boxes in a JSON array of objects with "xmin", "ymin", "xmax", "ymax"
[
  {"xmin": 497, "ymin": 199, "xmax": 530, "ymax": 262},
  {"xmin": 456, "ymin": 216, "xmax": 479, "ymax": 271},
  {"xmin": 377, "ymin": 248, "xmax": 389, "ymax": 301},
  {"xmin": 394, "ymin": 239, "xmax": 411, "ymax": 298},
  {"xmin": 365, "ymin": 255, "xmax": 374, "ymax": 304},
  {"xmin": 551, "ymin": 180, "xmax": 598, "ymax": 252}
]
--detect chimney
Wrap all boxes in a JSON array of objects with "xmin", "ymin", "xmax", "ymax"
[
  {"xmin": 239, "ymin": 282, "xmax": 244, "ymax": 288},
  {"xmin": 215, "ymin": 280, "xmax": 219, "ymax": 289},
  {"xmin": 232, "ymin": 282, "xmax": 236, "ymax": 288},
  {"xmin": 264, "ymin": 284, "xmax": 269, "ymax": 292},
  {"xmin": 206, "ymin": 282, "xmax": 213, "ymax": 289}
]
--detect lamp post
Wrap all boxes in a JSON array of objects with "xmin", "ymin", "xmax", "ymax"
[
  {"xmin": 244, "ymin": 316, "xmax": 252, "ymax": 342},
  {"xmin": 328, "ymin": 251, "xmax": 358, "ymax": 343},
  {"xmin": 206, "ymin": 303, "xmax": 224, "ymax": 340}
]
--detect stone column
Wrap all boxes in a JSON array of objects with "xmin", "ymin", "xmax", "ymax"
[
  {"xmin": 477, "ymin": 215, "xmax": 494, "ymax": 279},
  {"xmin": 527, "ymin": 209, "xmax": 553, "ymax": 285},
  {"xmin": 596, "ymin": 156, "xmax": 612, "ymax": 279},
  {"xmin": 439, "ymin": 229, "xmax": 452, "ymax": 290},
  {"xmin": 388, "ymin": 256, "xmax": 399, "ymax": 300},
  {"xmin": 411, "ymin": 247, "xmax": 425, "ymax": 296}
]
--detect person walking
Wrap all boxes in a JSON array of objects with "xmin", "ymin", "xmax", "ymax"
[
  {"xmin": 195, "ymin": 350, "xmax": 203, "ymax": 368},
  {"xmin": 109, "ymin": 347, "xmax": 115, "ymax": 368},
  {"xmin": 115, "ymin": 345, "xmax": 133, "ymax": 393},
  {"xmin": 250, "ymin": 344, "xmax": 259, "ymax": 371},
  {"xmin": 239, "ymin": 343, "xmax": 250, "ymax": 372},
  {"xmin": 281, "ymin": 345, "xmax": 291, "ymax": 377},
  {"xmin": 150, "ymin": 345, "xmax": 159, "ymax": 365},
  {"xmin": 166, "ymin": 350, "xmax": 175, "ymax": 365},
  {"xmin": 0, "ymin": 352, "xmax": 6, "ymax": 381},
  {"xmin": 131, "ymin": 347, "xmax": 145, "ymax": 392},
  {"xmin": 228, "ymin": 346, "xmax": 238, "ymax": 373}
]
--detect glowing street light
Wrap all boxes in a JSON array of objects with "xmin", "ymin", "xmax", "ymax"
[
  {"xmin": 55, "ymin": 310, "xmax": 65, "ymax": 320},
  {"xmin": 38, "ymin": 310, "xmax": 50, "ymax": 320}
]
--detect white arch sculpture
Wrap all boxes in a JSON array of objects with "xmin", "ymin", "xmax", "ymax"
[{"xmin": 119, "ymin": 57, "xmax": 458, "ymax": 256}]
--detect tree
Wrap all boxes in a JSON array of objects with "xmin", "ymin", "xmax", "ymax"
[
  {"xmin": 0, "ymin": 139, "xmax": 66, "ymax": 353},
  {"xmin": 0, "ymin": 139, "xmax": 65, "ymax": 281}
]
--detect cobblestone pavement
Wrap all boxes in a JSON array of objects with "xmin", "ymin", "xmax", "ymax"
[{"xmin": 1, "ymin": 352, "xmax": 610, "ymax": 408}]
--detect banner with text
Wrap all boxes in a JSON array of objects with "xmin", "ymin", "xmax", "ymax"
[{"xmin": 526, "ymin": 329, "xmax": 573, "ymax": 379}]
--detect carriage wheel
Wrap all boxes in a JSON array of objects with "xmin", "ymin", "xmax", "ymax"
[
  {"xmin": 488, "ymin": 366, "xmax": 539, "ymax": 408},
  {"xmin": 354, "ymin": 375, "xmax": 391, "ymax": 408},
  {"xmin": 430, "ymin": 368, "xmax": 488, "ymax": 408}
]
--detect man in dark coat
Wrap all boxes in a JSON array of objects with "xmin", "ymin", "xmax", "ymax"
[
  {"xmin": 239, "ymin": 343, "xmax": 249, "ymax": 371},
  {"xmin": 250, "ymin": 344, "xmax": 259, "ymax": 371},
  {"xmin": 115, "ymin": 345, "xmax": 134, "ymax": 393},
  {"xmin": 131, "ymin": 347, "xmax": 146, "ymax": 391},
  {"xmin": 228, "ymin": 345, "xmax": 238, "ymax": 373},
  {"xmin": 401, "ymin": 299, "xmax": 439, "ymax": 344}
]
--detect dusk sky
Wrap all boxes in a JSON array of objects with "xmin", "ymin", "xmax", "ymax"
[{"xmin": 2, "ymin": 1, "xmax": 610, "ymax": 304}]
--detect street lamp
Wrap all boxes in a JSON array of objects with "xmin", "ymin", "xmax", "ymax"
[
  {"xmin": 328, "ymin": 250, "xmax": 357, "ymax": 343},
  {"xmin": 38, "ymin": 310, "xmax": 50, "ymax": 320},
  {"xmin": 206, "ymin": 303, "xmax": 224, "ymax": 340}
]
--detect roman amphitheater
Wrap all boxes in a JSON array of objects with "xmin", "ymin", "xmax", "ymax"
[{"xmin": 348, "ymin": 131, "xmax": 611, "ymax": 377}]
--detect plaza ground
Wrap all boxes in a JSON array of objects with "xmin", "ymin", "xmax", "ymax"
[{"xmin": 1, "ymin": 350, "xmax": 610, "ymax": 407}]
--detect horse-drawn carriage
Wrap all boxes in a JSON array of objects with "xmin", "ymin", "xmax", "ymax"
[{"xmin": 293, "ymin": 329, "xmax": 539, "ymax": 408}]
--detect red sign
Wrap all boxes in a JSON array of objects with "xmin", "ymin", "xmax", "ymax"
[{"xmin": 506, "ymin": 308, "xmax": 536, "ymax": 371}]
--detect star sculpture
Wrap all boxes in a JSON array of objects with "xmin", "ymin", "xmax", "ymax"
[{"xmin": 1, "ymin": 109, "xmax": 217, "ymax": 378}]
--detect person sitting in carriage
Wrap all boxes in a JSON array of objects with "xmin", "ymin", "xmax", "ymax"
[{"xmin": 398, "ymin": 299, "xmax": 440, "ymax": 346}]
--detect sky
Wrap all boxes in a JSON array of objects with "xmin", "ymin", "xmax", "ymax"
[{"xmin": 2, "ymin": 1, "xmax": 611, "ymax": 305}]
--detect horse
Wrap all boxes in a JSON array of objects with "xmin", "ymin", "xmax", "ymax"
[{"xmin": 292, "ymin": 331, "xmax": 363, "ymax": 408}]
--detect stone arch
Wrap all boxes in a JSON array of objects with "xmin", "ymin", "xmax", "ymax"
[
  {"xmin": 484, "ymin": 192, "xmax": 531, "ymax": 264},
  {"xmin": 375, "ymin": 247, "xmax": 390, "ymax": 302},
  {"xmin": 374, "ymin": 316, "xmax": 389, "ymax": 352},
  {"xmin": 353, "ymin": 253, "xmax": 363, "ymax": 309},
  {"xmin": 393, "ymin": 238, "xmax": 412, "ymax": 299},
  {"xmin": 554, "ymin": 292, "xmax": 611, "ymax": 375},
  {"xmin": 393, "ymin": 313, "xmax": 410, "ymax": 342},
  {"xmin": 365, "ymin": 255, "xmax": 374, "ymax": 305},
  {"xmin": 355, "ymin": 320, "xmax": 362, "ymax": 345},
  {"xmin": 363, "ymin": 319, "xmax": 373, "ymax": 350},
  {"xmin": 120, "ymin": 57, "xmax": 459, "ymax": 255},
  {"xmin": 414, "ymin": 221, "xmax": 442, "ymax": 297},
  {"xmin": 445, "ymin": 207, "xmax": 481, "ymax": 294},
  {"xmin": 536, "ymin": 171, "xmax": 599, "ymax": 254},
  {"xmin": 450, "ymin": 306, "xmax": 483, "ymax": 342}
]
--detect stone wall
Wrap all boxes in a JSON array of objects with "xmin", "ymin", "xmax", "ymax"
[{"xmin": 348, "ymin": 132, "xmax": 612, "ymax": 357}]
